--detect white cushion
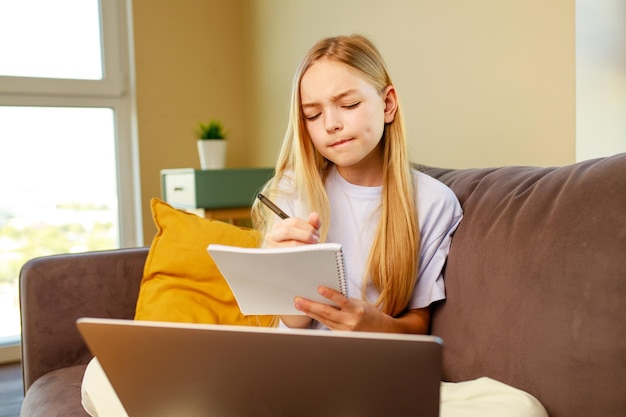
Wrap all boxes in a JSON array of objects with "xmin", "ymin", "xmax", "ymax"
[
  {"xmin": 81, "ymin": 357, "xmax": 128, "ymax": 417},
  {"xmin": 441, "ymin": 377, "xmax": 548, "ymax": 417}
]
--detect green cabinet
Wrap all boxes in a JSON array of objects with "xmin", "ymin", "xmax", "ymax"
[{"xmin": 161, "ymin": 168, "xmax": 274, "ymax": 210}]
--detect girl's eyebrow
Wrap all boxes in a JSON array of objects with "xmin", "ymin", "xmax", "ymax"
[{"xmin": 301, "ymin": 89, "xmax": 358, "ymax": 108}]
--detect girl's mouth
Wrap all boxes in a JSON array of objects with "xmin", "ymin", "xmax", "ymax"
[{"xmin": 331, "ymin": 138, "xmax": 353, "ymax": 148}]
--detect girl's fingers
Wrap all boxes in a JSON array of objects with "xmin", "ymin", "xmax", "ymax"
[
  {"xmin": 265, "ymin": 215, "xmax": 320, "ymax": 246},
  {"xmin": 317, "ymin": 286, "xmax": 349, "ymax": 307},
  {"xmin": 307, "ymin": 212, "xmax": 321, "ymax": 231}
]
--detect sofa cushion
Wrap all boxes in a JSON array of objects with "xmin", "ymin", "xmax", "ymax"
[
  {"xmin": 425, "ymin": 153, "xmax": 626, "ymax": 417},
  {"xmin": 21, "ymin": 365, "xmax": 90, "ymax": 417},
  {"xmin": 134, "ymin": 198, "xmax": 275, "ymax": 326}
]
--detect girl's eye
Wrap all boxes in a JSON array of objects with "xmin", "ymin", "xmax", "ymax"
[
  {"xmin": 344, "ymin": 102, "xmax": 360, "ymax": 110},
  {"xmin": 305, "ymin": 113, "xmax": 320, "ymax": 121}
]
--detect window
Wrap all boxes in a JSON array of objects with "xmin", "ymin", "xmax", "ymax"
[
  {"xmin": 576, "ymin": 0, "xmax": 626, "ymax": 161},
  {"xmin": 0, "ymin": 0, "xmax": 140, "ymax": 361},
  {"xmin": 0, "ymin": 1, "xmax": 102, "ymax": 80}
]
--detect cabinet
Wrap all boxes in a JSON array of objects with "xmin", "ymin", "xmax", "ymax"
[{"xmin": 160, "ymin": 168, "xmax": 274, "ymax": 222}]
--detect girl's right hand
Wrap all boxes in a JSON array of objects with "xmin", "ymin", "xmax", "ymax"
[{"xmin": 264, "ymin": 212, "xmax": 321, "ymax": 247}]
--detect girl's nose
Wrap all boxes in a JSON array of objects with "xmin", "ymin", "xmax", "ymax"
[{"xmin": 324, "ymin": 111, "xmax": 342, "ymax": 133}]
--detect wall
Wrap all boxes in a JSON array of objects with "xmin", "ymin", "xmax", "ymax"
[
  {"xmin": 132, "ymin": 0, "xmax": 245, "ymax": 242},
  {"xmin": 242, "ymin": 0, "xmax": 576, "ymax": 169},
  {"xmin": 132, "ymin": 0, "xmax": 576, "ymax": 242}
]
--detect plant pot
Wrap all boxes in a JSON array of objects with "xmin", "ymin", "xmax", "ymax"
[{"xmin": 197, "ymin": 140, "xmax": 226, "ymax": 169}]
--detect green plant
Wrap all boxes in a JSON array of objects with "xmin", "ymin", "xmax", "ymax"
[{"xmin": 196, "ymin": 120, "xmax": 227, "ymax": 140}]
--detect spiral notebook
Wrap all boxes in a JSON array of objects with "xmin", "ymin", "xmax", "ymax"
[{"xmin": 208, "ymin": 242, "xmax": 348, "ymax": 315}]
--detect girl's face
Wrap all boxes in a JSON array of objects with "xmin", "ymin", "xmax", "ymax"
[{"xmin": 300, "ymin": 58, "xmax": 396, "ymax": 185}]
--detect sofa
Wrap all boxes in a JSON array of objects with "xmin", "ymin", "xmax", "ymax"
[{"xmin": 19, "ymin": 153, "xmax": 626, "ymax": 417}]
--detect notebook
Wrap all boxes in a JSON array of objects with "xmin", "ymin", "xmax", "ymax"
[
  {"xmin": 77, "ymin": 317, "xmax": 442, "ymax": 417},
  {"xmin": 208, "ymin": 242, "xmax": 348, "ymax": 315}
]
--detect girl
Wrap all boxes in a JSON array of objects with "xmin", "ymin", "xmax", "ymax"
[
  {"xmin": 251, "ymin": 34, "xmax": 463, "ymax": 333},
  {"xmin": 251, "ymin": 34, "xmax": 548, "ymax": 417}
]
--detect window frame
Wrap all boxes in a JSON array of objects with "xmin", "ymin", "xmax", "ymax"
[{"xmin": 0, "ymin": 0, "xmax": 140, "ymax": 360}]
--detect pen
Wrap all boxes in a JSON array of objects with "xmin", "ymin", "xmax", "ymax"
[{"xmin": 257, "ymin": 193, "xmax": 290, "ymax": 219}]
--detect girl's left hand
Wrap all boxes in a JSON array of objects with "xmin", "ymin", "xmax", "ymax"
[{"xmin": 294, "ymin": 287, "xmax": 393, "ymax": 332}]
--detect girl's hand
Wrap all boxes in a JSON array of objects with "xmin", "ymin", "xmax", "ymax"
[
  {"xmin": 294, "ymin": 287, "xmax": 430, "ymax": 334},
  {"xmin": 265, "ymin": 212, "xmax": 321, "ymax": 247}
]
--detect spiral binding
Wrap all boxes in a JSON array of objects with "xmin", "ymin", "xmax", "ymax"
[{"xmin": 335, "ymin": 248, "xmax": 348, "ymax": 296}]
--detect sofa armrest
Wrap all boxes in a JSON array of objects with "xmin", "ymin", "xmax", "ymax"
[{"xmin": 19, "ymin": 247, "xmax": 148, "ymax": 391}]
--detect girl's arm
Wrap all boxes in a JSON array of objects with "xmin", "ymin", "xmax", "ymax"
[
  {"xmin": 280, "ymin": 315, "xmax": 313, "ymax": 329},
  {"xmin": 295, "ymin": 287, "xmax": 431, "ymax": 334},
  {"xmin": 281, "ymin": 301, "xmax": 429, "ymax": 332},
  {"xmin": 388, "ymin": 307, "xmax": 431, "ymax": 334}
]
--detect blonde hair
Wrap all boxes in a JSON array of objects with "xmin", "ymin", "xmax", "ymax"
[{"xmin": 252, "ymin": 34, "xmax": 420, "ymax": 317}]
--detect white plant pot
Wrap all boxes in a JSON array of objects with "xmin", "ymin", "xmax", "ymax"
[{"xmin": 197, "ymin": 140, "xmax": 226, "ymax": 169}]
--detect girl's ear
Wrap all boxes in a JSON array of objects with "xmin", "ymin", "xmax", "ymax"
[{"xmin": 383, "ymin": 85, "xmax": 398, "ymax": 123}]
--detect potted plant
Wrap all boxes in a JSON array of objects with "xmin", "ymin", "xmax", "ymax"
[{"xmin": 196, "ymin": 120, "xmax": 227, "ymax": 169}]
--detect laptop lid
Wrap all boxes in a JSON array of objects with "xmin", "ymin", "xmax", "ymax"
[{"xmin": 77, "ymin": 318, "xmax": 442, "ymax": 417}]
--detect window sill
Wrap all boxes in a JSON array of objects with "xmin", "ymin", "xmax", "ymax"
[{"xmin": 0, "ymin": 336, "xmax": 21, "ymax": 364}]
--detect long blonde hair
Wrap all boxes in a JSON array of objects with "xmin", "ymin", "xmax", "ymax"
[{"xmin": 251, "ymin": 34, "xmax": 420, "ymax": 317}]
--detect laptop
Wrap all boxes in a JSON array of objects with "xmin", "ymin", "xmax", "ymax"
[{"xmin": 77, "ymin": 318, "xmax": 442, "ymax": 417}]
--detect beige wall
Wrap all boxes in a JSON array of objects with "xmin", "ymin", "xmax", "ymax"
[
  {"xmin": 132, "ymin": 0, "xmax": 246, "ymax": 241},
  {"xmin": 132, "ymin": 0, "xmax": 575, "ymax": 242},
  {"xmin": 242, "ymin": 0, "xmax": 575, "ymax": 169}
]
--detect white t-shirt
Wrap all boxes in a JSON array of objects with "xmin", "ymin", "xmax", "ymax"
[{"xmin": 275, "ymin": 166, "xmax": 463, "ymax": 327}]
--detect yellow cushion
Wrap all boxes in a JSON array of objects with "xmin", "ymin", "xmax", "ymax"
[{"xmin": 134, "ymin": 198, "xmax": 275, "ymax": 327}]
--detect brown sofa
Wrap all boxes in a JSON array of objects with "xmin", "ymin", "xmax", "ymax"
[{"xmin": 20, "ymin": 153, "xmax": 626, "ymax": 417}]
